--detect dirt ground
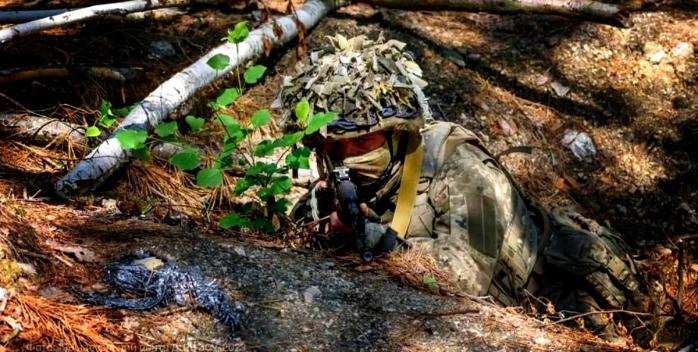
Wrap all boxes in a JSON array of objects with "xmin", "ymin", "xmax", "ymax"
[{"xmin": 0, "ymin": 0, "xmax": 696, "ymax": 351}]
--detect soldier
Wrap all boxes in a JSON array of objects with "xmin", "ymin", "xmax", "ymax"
[{"xmin": 275, "ymin": 34, "xmax": 649, "ymax": 341}]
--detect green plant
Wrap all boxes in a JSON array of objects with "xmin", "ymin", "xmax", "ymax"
[
  {"xmin": 84, "ymin": 100, "xmax": 137, "ymax": 138},
  {"xmin": 108, "ymin": 21, "xmax": 334, "ymax": 234}
]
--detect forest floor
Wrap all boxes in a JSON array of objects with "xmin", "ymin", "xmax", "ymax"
[{"xmin": 0, "ymin": 0, "xmax": 696, "ymax": 351}]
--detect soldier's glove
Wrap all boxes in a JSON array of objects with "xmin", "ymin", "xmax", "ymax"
[{"xmin": 363, "ymin": 206, "xmax": 401, "ymax": 255}]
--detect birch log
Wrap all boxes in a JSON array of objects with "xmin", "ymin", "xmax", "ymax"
[
  {"xmin": 0, "ymin": 9, "xmax": 68, "ymax": 24},
  {"xmin": 0, "ymin": 114, "xmax": 87, "ymax": 144},
  {"xmin": 0, "ymin": 0, "xmax": 222, "ymax": 44},
  {"xmin": 361, "ymin": 0, "xmax": 626, "ymax": 25},
  {"xmin": 0, "ymin": 8, "xmax": 186, "ymax": 24},
  {"xmin": 54, "ymin": 0, "xmax": 343, "ymax": 197}
]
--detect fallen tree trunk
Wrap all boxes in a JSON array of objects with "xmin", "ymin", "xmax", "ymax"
[
  {"xmin": 0, "ymin": 9, "xmax": 68, "ymax": 24},
  {"xmin": 54, "ymin": 0, "xmax": 342, "ymax": 197},
  {"xmin": 0, "ymin": 0, "xmax": 224, "ymax": 44},
  {"xmin": 0, "ymin": 66, "xmax": 142, "ymax": 84},
  {"xmin": 360, "ymin": 0, "xmax": 627, "ymax": 26},
  {"xmin": 0, "ymin": 113, "xmax": 87, "ymax": 145},
  {"xmin": 0, "ymin": 7, "xmax": 185, "ymax": 24}
]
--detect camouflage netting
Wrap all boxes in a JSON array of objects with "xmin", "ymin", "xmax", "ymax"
[{"xmin": 273, "ymin": 33, "xmax": 432, "ymax": 144}]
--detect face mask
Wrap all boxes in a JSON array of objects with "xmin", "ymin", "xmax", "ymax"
[{"xmin": 342, "ymin": 140, "xmax": 391, "ymax": 185}]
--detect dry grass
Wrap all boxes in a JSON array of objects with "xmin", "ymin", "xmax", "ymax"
[
  {"xmin": 11, "ymin": 295, "xmax": 127, "ymax": 352},
  {"xmin": 0, "ymin": 141, "xmax": 71, "ymax": 174},
  {"xmin": 124, "ymin": 161, "xmax": 204, "ymax": 220},
  {"xmin": 379, "ymin": 248, "xmax": 457, "ymax": 295}
]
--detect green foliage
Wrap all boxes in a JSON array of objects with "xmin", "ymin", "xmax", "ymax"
[
  {"xmin": 185, "ymin": 115, "xmax": 205, "ymax": 132},
  {"xmin": 294, "ymin": 98, "xmax": 310, "ymax": 124},
  {"xmin": 169, "ymin": 149, "xmax": 200, "ymax": 171},
  {"xmin": 244, "ymin": 65, "xmax": 267, "ymax": 84},
  {"xmin": 84, "ymin": 126, "xmax": 101, "ymax": 138},
  {"xmin": 207, "ymin": 53, "xmax": 230, "ymax": 70},
  {"xmin": 227, "ymin": 21, "xmax": 249, "ymax": 44},
  {"xmin": 196, "ymin": 167, "xmax": 223, "ymax": 188},
  {"xmin": 212, "ymin": 88, "xmax": 240, "ymax": 109},
  {"xmin": 154, "ymin": 121, "xmax": 178, "ymax": 137},
  {"xmin": 305, "ymin": 111, "xmax": 337, "ymax": 135},
  {"xmin": 219, "ymin": 212, "xmax": 249, "ymax": 229},
  {"xmin": 422, "ymin": 275, "xmax": 439, "ymax": 290},
  {"xmin": 286, "ymin": 146, "xmax": 311, "ymax": 170},
  {"xmin": 98, "ymin": 99, "xmax": 117, "ymax": 127},
  {"xmin": 115, "ymin": 129, "xmax": 148, "ymax": 150},
  {"xmin": 91, "ymin": 22, "xmax": 338, "ymax": 236},
  {"xmin": 251, "ymin": 109, "xmax": 272, "ymax": 128}
]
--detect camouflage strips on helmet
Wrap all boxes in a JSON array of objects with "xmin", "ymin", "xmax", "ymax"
[{"xmin": 273, "ymin": 33, "xmax": 432, "ymax": 146}]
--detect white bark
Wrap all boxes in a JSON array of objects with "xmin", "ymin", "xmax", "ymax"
[
  {"xmin": 0, "ymin": 0, "xmax": 211, "ymax": 44},
  {"xmin": 0, "ymin": 113, "xmax": 87, "ymax": 144},
  {"xmin": 0, "ymin": 8, "xmax": 186, "ymax": 24},
  {"xmin": 55, "ymin": 0, "xmax": 343, "ymax": 197}
]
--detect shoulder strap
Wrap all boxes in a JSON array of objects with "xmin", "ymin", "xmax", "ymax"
[{"xmin": 389, "ymin": 135, "xmax": 423, "ymax": 239}]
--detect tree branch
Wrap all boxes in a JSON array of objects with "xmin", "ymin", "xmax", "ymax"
[
  {"xmin": 0, "ymin": 0, "xmax": 225, "ymax": 44},
  {"xmin": 359, "ymin": 0, "xmax": 629, "ymax": 27},
  {"xmin": 54, "ymin": 0, "xmax": 344, "ymax": 197}
]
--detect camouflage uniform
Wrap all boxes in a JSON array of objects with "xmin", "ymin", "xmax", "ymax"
[{"xmin": 280, "ymin": 34, "xmax": 648, "ymax": 338}]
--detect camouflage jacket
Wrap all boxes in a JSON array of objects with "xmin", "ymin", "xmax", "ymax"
[
  {"xmin": 293, "ymin": 121, "xmax": 540, "ymax": 304},
  {"xmin": 402, "ymin": 121, "xmax": 539, "ymax": 303}
]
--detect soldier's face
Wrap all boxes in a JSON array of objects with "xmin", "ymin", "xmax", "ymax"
[{"xmin": 323, "ymin": 131, "xmax": 386, "ymax": 159}]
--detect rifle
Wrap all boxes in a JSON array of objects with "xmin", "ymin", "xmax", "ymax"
[{"xmin": 329, "ymin": 165, "xmax": 374, "ymax": 262}]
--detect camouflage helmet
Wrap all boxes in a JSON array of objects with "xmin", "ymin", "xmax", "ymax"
[{"xmin": 273, "ymin": 33, "xmax": 432, "ymax": 146}]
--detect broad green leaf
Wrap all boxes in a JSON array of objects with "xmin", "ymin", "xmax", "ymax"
[
  {"xmin": 285, "ymin": 146, "xmax": 311, "ymax": 170},
  {"xmin": 113, "ymin": 103, "xmax": 137, "ymax": 117},
  {"xmin": 132, "ymin": 146, "xmax": 151, "ymax": 162},
  {"xmin": 85, "ymin": 126, "xmax": 101, "ymax": 138},
  {"xmin": 269, "ymin": 176, "xmax": 292, "ymax": 195},
  {"xmin": 294, "ymin": 98, "xmax": 310, "ymax": 123},
  {"xmin": 246, "ymin": 162, "xmax": 266, "ymax": 176},
  {"xmin": 273, "ymin": 131, "xmax": 304, "ymax": 148},
  {"xmin": 222, "ymin": 119, "xmax": 245, "ymax": 143},
  {"xmin": 254, "ymin": 140, "xmax": 275, "ymax": 157},
  {"xmin": 233, "ymin": 177, "xmax": 253, "ymax": 196},
  {"xmin": 185, "ymin": 115, "xmax": 205, "ymax": 132},
  {"xmin": 305, "ymin": 111, "xmax": 337, "ymax": 135},
  {"xmin": 215, "ymin": 88, "xmax": 240, "ymax": 108},
  {"xmin": 98, "ymin": 100, "xmax": 116, "ymax": 127},
  {"xmin": 217, "ymin": 113, "xmax": 237, "ymax": 126},
  {"xmin": 250, "ymin": 109, "xmax": 272, "ymax": 128},
  {"xmin": 115, "ymin": 129, "xmax": 148, "ymax": 150},
  {"xmin": 99, "ymin": 116, "xmax": 116, "ymax": 128},
  {"xmin": 269, "ymin": 198, "xmax": 291, "ymax": 215},
  {"xmin": 169, "ymin": 148, "xmax": 200, "ymax": 170},
  {"xmin": 219, "ymin": 212, "xmax": 250, "ymax": 229},
  {"xmin": 244, "ymin": 65, "xmax": 267, "ymax": 84},
  {"xmin": 154, "ymin": 121, "xmax": 178, "ymax": 137},
  {"xmin": 196, "ymin": 168, "xmax": 223, "ymax": 188},
  {"xmin": 228, "ymin": 21, "xmax": 249, "ymax": 44},
  {"xmin": 207, "ymin": 53, "xmax": 230, "ymax": 70},
  {"xmin": 99, "ymin": 99, "xmax": 112, "ymax": 116}
]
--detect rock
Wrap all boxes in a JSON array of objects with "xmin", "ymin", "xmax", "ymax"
[
  {"xmin": 149, "ymin": 41, "xmax": 176, "ymax": 59},
  {"xmin": 643, "ymin": 42, "xmax": 666, "ymax": 64},
  {"xmin": 16, "ymin": 262, "xmax": 36, "ymax": 276},
  {"xmin": 133, "ymin": 257, "xmax": 164, "ymax": 270},
  {"xmin": 672, "ymin": 42, "xmax": 693, "ymax": 58},
  {"xmin": 561, "ymin": 130, "xmax": 597, "ymax": 160},
  {"xmin": 233, "ymin": 246, "xmax": 246, "ymax": 257},
  {"xmin": 535, "ymin": 74, "xmax": 550, "ymax": 86},
  {"xmin": 303, "ymin": 286, "xmax": 322, "ymax": 303},
  {"xmin": 534, "ymin": 336, "xmax": 551, "ymax": 345},
  {"xmin": 550, "ymin": 81, "xmax": 570, "ymax": 97}
]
